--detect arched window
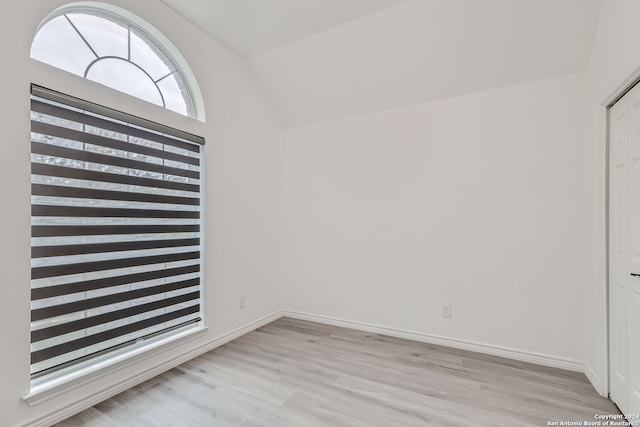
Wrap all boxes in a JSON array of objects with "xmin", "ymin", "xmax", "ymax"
[
  {"xmin": 31, "ymin": 5, "xmax": 201, "ymax": 119},
  {"xmin": 27, "ymin": 4, "xmax": 205, "ymax": 385}
]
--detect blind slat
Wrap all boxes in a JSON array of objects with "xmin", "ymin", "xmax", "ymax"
[
  {"xmin": 32, "ymin": 120, "xmax": 199, "ymax": 166},
  {"xmin": 32, "ymin": 205, "xmax": 200, "ymax": 219},
  {"xmin": 32, "ymin": 224, "xmax": 199, "ymax": 238},
  {"xmin": 32, "ymin": 183, "xmax": 199, "ymax": 206},
  {"xmin": 31, "ymin": 251, "xmax": 200, "ymax": 279},
  {"xmin": 32, "ymin": 238, "xmax": 200, "ymax": 258},
  {"xmin": 31, "ymin": 141, "xmax": 200, "ymax": 180},
  {"xmin": 32, "ymin": 264, "xmax": 200, "ymax": 300},
  {"xmin": 32, "ymin": 279, "xmax": 199, "ymax": 321},
  {"xmin": 31, "ymin": 163, "xmax": 200, "ymax": 193}
]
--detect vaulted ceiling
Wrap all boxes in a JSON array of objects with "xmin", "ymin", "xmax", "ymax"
[{"xmin": 162, "ymin": 0, "xmax": 603, "ymax": 128}]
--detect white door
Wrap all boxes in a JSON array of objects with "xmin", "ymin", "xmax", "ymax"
[
  {"xmin": 610, "ymin": 87, "xmax": 629, "ymax": 413},
  {"xmin": 625, "ymin": 84, "xmax": 640, "ymax": 418},
  {"xmin": 610, "ymin": 82, "xmax": 640, "ymax": 416}
]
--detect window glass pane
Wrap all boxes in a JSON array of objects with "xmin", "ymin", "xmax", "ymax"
[
  {"xmin": 86, "ymin": 58, "xmax": 163, "ymax": 106},
  {"xmin": 66, "ymin": 13, "xmax": 128, "ymax": 59},
  {"xmin": 130, "ymin": 29, "xmax": 172, "ymax": 81},
  {"xmin": 157, "ymin": 74, "xmax": 188, "ymax": 116},
  {"xmin": 31, "ymin": 15, "xmax": 96, "ymax": 76},
  {"xmin": 31, "ymin": 9, "xmax": 198, "ymax": 119}
]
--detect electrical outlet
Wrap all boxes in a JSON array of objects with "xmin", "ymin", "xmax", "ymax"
[
  {"xmin": 239, "ymin": 296, "xmax": 246, "ymax": 309},
  {"xmin": 442, "ymin": 304, "xmax": 452, "ymax": 318}
]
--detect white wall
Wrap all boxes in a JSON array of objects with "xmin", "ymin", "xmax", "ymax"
[
  {"xmin": 582, "ymin": 0, "xmax": 640, "ymax": 396},
  {"xmin": 283, "ymin": 74, "xmax": 588, "ymax": 364},
  {"xmin": 0, "ymin": 1, "xmax": 286, "ymax": 426}
]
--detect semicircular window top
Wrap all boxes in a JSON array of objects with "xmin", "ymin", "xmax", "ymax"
[{"xmin": 31, "ymin": 8, "xmax": 197, "ymax": 118}]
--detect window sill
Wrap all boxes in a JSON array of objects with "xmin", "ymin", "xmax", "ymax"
[{"xmin": 23, "ymin": 325, "xmax": 209, "ymax": 407}]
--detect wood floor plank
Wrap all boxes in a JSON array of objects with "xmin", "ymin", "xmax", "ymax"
[
  {"xmin": 51, "ymin": 407, "xmax": 124, "ymax": 427},
  {"xmin": 331, "ymin": 374, "xmax": 540, "ymax": 427},
  {"xmin": 54, "ymin": 317, "xmax": 620, "ymax": 427}
]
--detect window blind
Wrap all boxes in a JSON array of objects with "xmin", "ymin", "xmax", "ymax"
[{"xmin": 30, "ymin": 85, "xmax": 203, "ymax": 379}]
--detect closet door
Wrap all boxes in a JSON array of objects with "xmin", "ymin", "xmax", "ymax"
[
  {"xmin": 625, "ymin": 84, "xmax": 640, "ymax": 417},
  {"xmin": 609, "ymin": 89, "xmax": 629, "ymax": 413},
  {"xmin": 610, "ymin": 81, "xmax": 640, "ymax": 416}
]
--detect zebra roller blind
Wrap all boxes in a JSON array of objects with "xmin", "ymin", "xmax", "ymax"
[{"xmin": 30, "ymin": 85, "xmax": 204, "ymax": 379}]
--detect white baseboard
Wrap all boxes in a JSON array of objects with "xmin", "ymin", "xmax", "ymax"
[
  {"xmin": 20, "ymin": 311, "xmax": 281, "ymax": 427},
  {"xmin": 584, "ymin": 362, "xmax": 605, "ymax": 397},
  {"xmin": 282, "ymin": 310, "xmax": 585, "ymax": 373}
]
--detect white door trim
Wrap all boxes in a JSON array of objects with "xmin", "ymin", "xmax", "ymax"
[{"xmin": 599, "ymin": 61, "xmax": 640, "ymax": 398}]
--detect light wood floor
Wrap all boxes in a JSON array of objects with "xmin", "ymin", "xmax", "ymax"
[{"xmin": 55, "ymin": 317, "xmax": 620, "ymax": 427}]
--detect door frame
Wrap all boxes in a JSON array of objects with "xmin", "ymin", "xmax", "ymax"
[{"xmin": 600, "ymin": 62, "xmax": 640, "ymax": 398}]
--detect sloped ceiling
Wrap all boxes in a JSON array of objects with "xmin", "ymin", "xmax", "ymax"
[{"xmin": 162, "ymin": 0, "xmax": 603, "ymax": 128}]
